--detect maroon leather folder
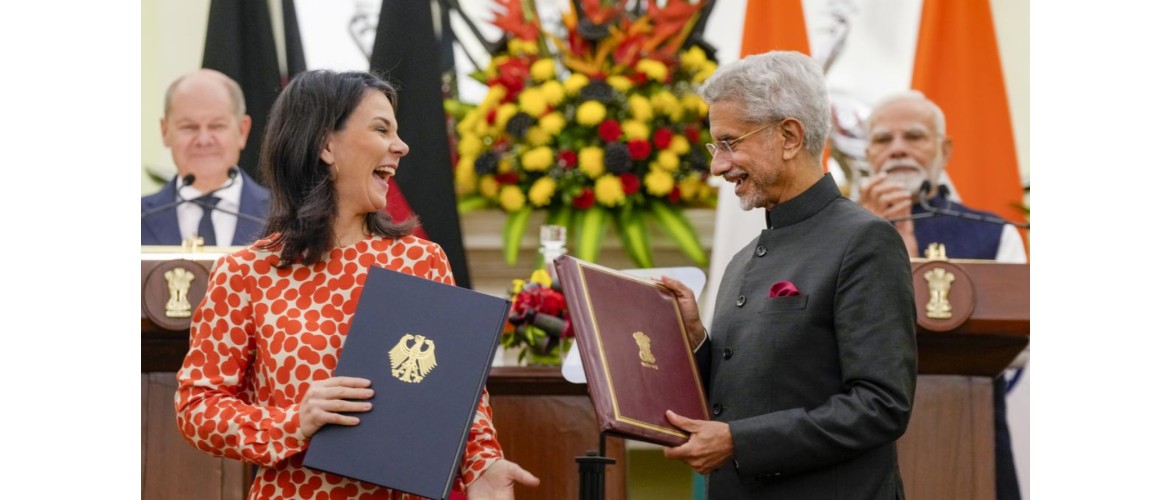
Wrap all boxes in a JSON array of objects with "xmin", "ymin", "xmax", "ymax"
[{"xmin": 555, "ymin": 255, "xmax": 710, "ymax": 446}]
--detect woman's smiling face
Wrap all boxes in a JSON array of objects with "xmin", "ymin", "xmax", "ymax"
[{"xmin": 321, "ymin": 89, "xmax": 410, "ymax": 218}]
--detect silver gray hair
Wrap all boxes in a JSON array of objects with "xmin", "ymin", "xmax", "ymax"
[
  {"xmin": 164, "ymin": 69, "xmax": 247, "ymax": 118},
  {"xmin": 866, "ymin": 90, "xmax": 946, "ymax": 136},
  {"xmin": 699, "ymin": 51, "xmax": 831, "ymax": 157}
]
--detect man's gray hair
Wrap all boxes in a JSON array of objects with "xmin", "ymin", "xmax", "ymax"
[
  {"xmin": 699, "ymin": 51, "xmax": 831, "ymax": 157},
  {"xmin": 866, "ymin": 90, "xmax": 947, "ymax": 136},
  {"xmin": 164, "ymin": 70, "xmax": 247, "ymax": 118}
]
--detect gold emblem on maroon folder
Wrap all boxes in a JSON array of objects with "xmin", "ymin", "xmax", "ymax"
[
  {"xmin": 632, "ymin": 331, "xmax": 658, "ymax": 370},
  {"xmin": 388, "ymin": 334, "xmax": 437, "ymax": 383}
]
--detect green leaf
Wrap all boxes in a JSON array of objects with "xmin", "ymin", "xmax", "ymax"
[
  {"xmin": 614, "ymin": 205, "xmax": 653, "ymax": 268},
  {"xmin": 457, "ymin": 195, "xmax": 489, "ymax": 213},
  {"xmin": 576, "ymin": 206, "xmax": 608, "ymax": 262},
  {"xmin": 503, "ymin": 206, "xmax": 533, "ymax": 265},
  {"xmin": 648, "ymin": 200, "xmax": 708, "ymax": 267}
]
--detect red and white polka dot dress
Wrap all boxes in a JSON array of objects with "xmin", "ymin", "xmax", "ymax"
[{"xmin": 175, "ymin": 235, "xmax": 502, "ymax": 499}]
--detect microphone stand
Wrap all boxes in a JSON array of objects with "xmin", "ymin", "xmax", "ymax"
[
  {"xmin": 886, "ymin": 183, "xmax": 1030, "ymax": 229},
  {"xmin": 576, "ymin": 433, "xmax": 614, "ymax": 500},
  {"xmin": 189, "ymin": 197, "xmax": 266, "ymax": 225}
]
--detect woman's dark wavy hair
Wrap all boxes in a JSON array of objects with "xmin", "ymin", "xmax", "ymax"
[{"xmin": 258, "ymin": 70, "xmax": 418, "ymax": 267}]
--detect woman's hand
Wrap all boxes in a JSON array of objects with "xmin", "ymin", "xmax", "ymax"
[
  {"xmin": 466, "ymin": 459, "xmax": 540, "ymax": 500},
  {"xmin": 298, "ymin": 376, "xmax": 374, "ymax": 438},
  {"xmin": 656, "ymin": 276, "xmax": 706, "ymax": 350}
]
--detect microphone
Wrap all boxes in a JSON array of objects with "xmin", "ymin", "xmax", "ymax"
[
  {"xmin": 141, "ymin": 167, "xmax": 243, "ymax": 219},
  {"xmin": 914, "ymin": 181, "xmax": 1030, "ymax": 229}
]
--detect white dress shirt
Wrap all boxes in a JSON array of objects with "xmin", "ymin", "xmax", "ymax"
[{"xmin": 176, "ymin": 174, "xmax": 244, "ymax": 246}]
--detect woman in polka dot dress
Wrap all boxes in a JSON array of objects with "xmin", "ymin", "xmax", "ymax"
[{"xmin": 175, "ymin": 70, "xmax": 539, "ymax": 500}]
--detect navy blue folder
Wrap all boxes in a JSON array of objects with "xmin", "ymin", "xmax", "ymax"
[{"xmin": 303, "ymin": 266, "xmax": 508, "ymax": 499}]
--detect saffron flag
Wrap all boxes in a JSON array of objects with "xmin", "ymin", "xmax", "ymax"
[
  {"xmin": 740, "ymin": 0, "xmax": 810, "ymax": 56},
  {"xmin": 911, "ymin": 0, "xmax": 1024, "ymax": 222}
]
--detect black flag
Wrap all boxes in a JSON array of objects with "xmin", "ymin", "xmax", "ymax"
[
  {"xmin": 370, "ymin": 0, "xmax": 471, "ymax": 289},
  {"xmin": 202, "ymin": 0, "xmax": 305, "ymax": 184}
]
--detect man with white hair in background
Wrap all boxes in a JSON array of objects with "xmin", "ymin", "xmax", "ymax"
[
  {"xmin": 859, "ymin": 90, "xmax": 1026, "ymax": 500},
  {"xmin": 858, "ymin": 90, "xmax": 1026, "ymax": 262}
]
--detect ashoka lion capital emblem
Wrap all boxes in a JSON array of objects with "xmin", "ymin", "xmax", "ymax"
[{"xmin": 388, "ymin": 334, "xmax": 437, "ymax": 383}]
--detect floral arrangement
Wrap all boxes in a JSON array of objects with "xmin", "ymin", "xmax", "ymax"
[
  {"xmin": 502, "ymin": 269, "xmax": 573, "ymax": 366},
  {"xmin": 448, "ymin": 0, "xmax": 719, "ymax": 268}
]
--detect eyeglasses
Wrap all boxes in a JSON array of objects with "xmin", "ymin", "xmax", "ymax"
[{"xmin": 705, "ymin": 122, "xmax": 777, "ymax": 158}]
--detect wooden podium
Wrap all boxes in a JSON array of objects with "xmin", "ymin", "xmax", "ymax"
[{"xmin": 896, "ymin": 256, "xmax": 1029, "ymax": 500}]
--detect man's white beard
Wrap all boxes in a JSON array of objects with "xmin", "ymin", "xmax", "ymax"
[{"xmin": 880, "ymin": 157, "xmax": 943, "ymax": 199}]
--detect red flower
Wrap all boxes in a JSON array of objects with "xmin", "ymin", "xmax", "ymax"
[
  {"xmin": 627, "ymin": 139, "xmax": 651, "ymax": 160},
  {"xmin": 495, "ymin": 172, "xmax": 519, "ymax": 185},
  {"xmin": 559, "ymin": 150, "xmax": 578, "ymax": 168},
  {"xmin": 488, "ymin": 58, "xmax": 531, "ymax": 101},
  {"xmin": 572, "ymin": 188, "xmax": 596, "ymax": 209},
  {"xmin": 598, "ymin": 119, "xmax": 622, "ymax": 142},
  {"xmin": 683, "ymin": 125, "xmax": 700, "ymax": 143},
  {"xmin": 653, "ymin": 127, "xmax": 674, "ymax": 150},
  {"xmin": 668, "ymin": 185, "xmax": 682, "ymax": 203},
  {"xmin": 619, "ymin": 173, "xmax": 640, "ymax": 195},
  {"xmin": 486, "ymin": 108, "xmax": 498, "ymax": 126}
]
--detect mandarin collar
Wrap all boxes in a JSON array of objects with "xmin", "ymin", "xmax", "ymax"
[{"xmin": 764, "ymin": 174, "xmax": 841, "ymax": 229}]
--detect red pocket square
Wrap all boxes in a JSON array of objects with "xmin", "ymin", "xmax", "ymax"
[{"xmin": 769, "ymin": 281, "xmax": 800, "ymax": 298}]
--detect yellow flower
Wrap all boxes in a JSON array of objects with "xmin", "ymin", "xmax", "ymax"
[
  {"xmin": 678, "ymin": 175, "xmax": 704, "ymax": 201},
  {"xmin": 607, "ymin": 75, "xmax": 633, "ymax": 92},
  {"xmin": 479, "ymin": 175, "xmax": 500, "ymax": 199},
  {"xmin": 508, "ymin": 39, "xmax": 538, "ymax": 56},
  {"xmin": 693, "ymin": 60, "xmax": 717, "ymax": 84},
  {"xmin": 498, "ymin": 156, "xmax": 515, "ymax": 173},
  {"xmin": 526, "ymin": 126, "xmax": 552, "ymax": 146},
  {"xmin": 529, "ymin": 269, "xmax": 552, "ymax": 287},
  {"xmin": 456, "ymin": 109, "xmax": 481, "ymax": 135},
  {"xmin": 481, "ymin": 85, "xmax": 507, "ymax": 111},
  {"xmin": 521, "ymin": 146, "xmax": 554, "ymax": 171},
  {"xmin": 622, "ymin": 120, "xmax": 650, "ymax": 140},
  {"xmin": 651, "ymin": 91, "xmax": 680, "ymax": 116},
  {"xmin": 682, "ymin": 94, "xmax": 709, "ymax": 116},
  {"xmin": 518, "ymin": 88, "xmax": 548, "ymax": 118},
  {"xmin": 530, "ymin": 58, "xmax": 556, "ymax": 82},
  {"xmin": 594, "ymin": 175, "xmax": 626, "ymax": 207},
  {"xmin": 564, "ymin": 73, "xmax": 589, "ymax": 96},
  {"xmin": 628, "ymin": 94, "xmax": 653, "ymax": 122},
  {"xmin": 458, "ymin": 134, "xmax": 484, "ymax": 159},
  {"xmin": 494, "ymin": 103, "xmax": 519, "ymax": 133},
  {"xmin": 538, "ymin": 112, "xmax": 566, "ymax": 136},
  {"xmin": 499, "ymin": 185, "xmax": 526, "ymax": 212},
  {"xmin": 528, "ymin": 176, "xmax": 557, "ymax": 207},
  {"xmin": 636, "ymin": 59, "xmax": 669, "ymax": 82},
  {"xmin": 576, "ymin": 100, "xmax": 607, "ymax": 126},
  {"xmin": 540, "ymin": 80, "xmax": 565, "ymax": 107},
  {"xmin": 644, "ymin": 169, "xmax": 675, "ymax": 196},
  {"xmin": 455, "ymin": 157, "xmax": 476, "ymax": 195},
  {"xmin": 579, "ymin": 146, "xmax": 605, "ymax": 178},
  {"xmin": 669, "ymin": 134, "xmax": 692, "ymax": 155},
  {"xmin": 681, "ymin": 45, "xmax": 708, "ymax": 73},
  {"xmin": 656, "ymin": 150, "xmax": 680, "ymax": 172}
]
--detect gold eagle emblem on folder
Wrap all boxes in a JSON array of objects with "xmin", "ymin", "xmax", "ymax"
[{"xmin": 388, "ymin": 334, "xmax": 437, "ymax": 383}]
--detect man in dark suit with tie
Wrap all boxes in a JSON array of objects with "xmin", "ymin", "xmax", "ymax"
[
  {"xmin": 659, "ymin": 51, "xmax": 918, "ymax": 499},
  {"xmin": 141, "ymin": 69, "xmax": 270, "ymax": 246}
]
